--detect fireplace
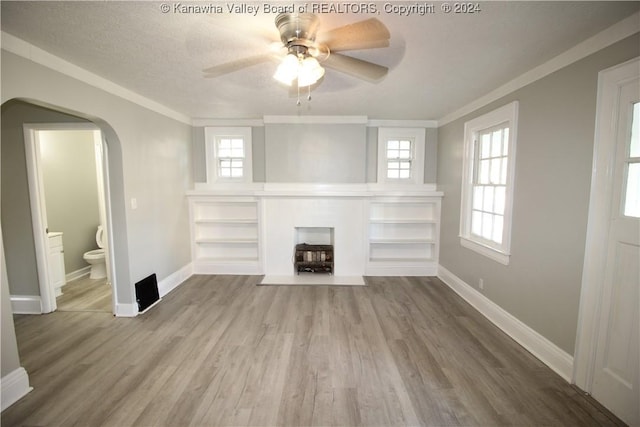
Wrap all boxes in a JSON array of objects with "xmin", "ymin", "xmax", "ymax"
[{"xmin": 294, "ymin": 227, "xmax": 334, "ymax": 275}]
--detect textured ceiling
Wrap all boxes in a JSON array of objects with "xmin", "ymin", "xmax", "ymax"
[{"xmin": 2, "ymin": 1, "xmax": 639, "ymax": 120}]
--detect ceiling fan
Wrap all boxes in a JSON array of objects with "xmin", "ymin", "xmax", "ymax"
[{"xmin": 202, "ymin": 13, "xmax": 391, "ymax": 99}]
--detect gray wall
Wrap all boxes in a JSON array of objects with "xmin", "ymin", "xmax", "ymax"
[
  {"xmin": 265, "ymin": 124, "xmax": 367, "ymax": 183},
  {"xmin": 437, "ymin": 34, "xmax": 640, "ymax": 355},
  {"xmin": 2, "ymin": 51, "xmax": 193, "ymax": 308},
  {"xmin": 39, "ymin": 130, "xmax": 101, "ymax": 274},
  {"xmin": 1, "ymin": 101, "xmax": 89, "ymax": 296},
  {"xmin": 1, "ymin": 229, "xmax": 21, "ymax": 378},
  {"xmin": 193, "ymin": 124, "xmax": 437, "ymax": 184}
]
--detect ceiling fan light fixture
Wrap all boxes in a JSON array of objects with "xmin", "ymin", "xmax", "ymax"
[
  {"xmin": 298, "ymin": 56, "xmax": 324, "ymax": 87},
  {"xmin": 273, "ymin": 53, "xmax": 299, "ymax": 85}
]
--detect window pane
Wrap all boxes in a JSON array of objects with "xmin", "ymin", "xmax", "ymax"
[
  {"xmin": 398, "ymin": 149, "xmax": 411, "ymax": 159},
  {"xmin": 493, "ymin": 215, "xmax": 504, "ymax": 244},
  {"xmin": 490, "ymin": 158, "xmax": 502, "ymax": 184},
  {"xmin": 491, "ymin": 130, "xmax": 502, "ymax": 157},
  {"xmin": 481, "ymin": 135, "xmax": 491, "ymax": 159},
  {"xmin": 399, "ymin": 169, "xmax": 411, "ymax": 179},
  {"xmin": 388, "ymin": 161, "xmax": 399, "ymax": 170},
  {"xmin": 399, "ymin": 140, "xmax": 411, "ymax": 150},
  {"xmin": 624, "ymin": 162, "xmax": 640, "ymax": 217},
  {"xmin": 399, "ymin": 161, "xmax": 411, "ymax": 170},
  {"xmin": 479, "ymin": 160, "xmax": 490, "ymax": 184},
  {"xmin": 388, "ymin": 169, "xmax": 399, "ymax": 179},
  {"xmin": 473, "ymin": 186, "xmax": 483, "ymax": 210},
  {"xmin": 231, "ymin": 168, "xmax": 243, "ymax": 178},
  {"xmin": 387, "ymin": 149, "xmax": 398, "ymax": 159},
  {"xmin": 387, "ymin": 140, "xmax": 399, "ymax": 150},
  {"xmin": 494, "ymin": 186, "xmax": 506, "ymax": 215},
  {"xmin": 483, "ymin": 186, "xmax": 494, "ymax": 212},
  {"xmin": 218, "ymin": 139, "xmax": 231, "ymax": 149},
  {"xmin": 482, "ymin": 213, "xmax": 493, "ymax": 240},
  {"xmin": 631, "ymin": 103, "xmax": 639, "ymax": 157},
  {"xmin": 218, "ymin": 147, "xmax": 231, "ymax": 158},
  {"xmin": 471, "ymin": 211, "xmax": 482, "ymax": 236}
]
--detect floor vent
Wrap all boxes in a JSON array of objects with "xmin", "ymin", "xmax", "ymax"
[{"xmin": 135, "ymin": 273, "xmax": 160, "ymax": 314}]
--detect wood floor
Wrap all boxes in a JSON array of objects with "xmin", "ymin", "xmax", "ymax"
[
  {"xmin": 56, "ymin": 275, "xmax": 112, "ymax": 312},
  {"xmin": 2, "ymin": 275, "xmax": 623, "ymax": 426}
]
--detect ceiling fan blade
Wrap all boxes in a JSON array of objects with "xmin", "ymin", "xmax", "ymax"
[
  {"xmin": 317, "ymin": 18, "xmax": 390, "ymax": 52},
  {"xmin": 322, "ymin": 53, "xmax": 388, "ymax": 82},
  {"xmin": 203, "ymin": 53, "xmax": 275, "ymax": 78}
]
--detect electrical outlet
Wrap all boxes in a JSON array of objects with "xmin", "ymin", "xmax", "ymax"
[{"xmin": 479, "ymin": 278, "xmax": 484, "ymax": 290}]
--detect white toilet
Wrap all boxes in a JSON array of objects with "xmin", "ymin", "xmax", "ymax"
[{"xmin": 83, "ymin": 226, "xmax": 106, "ymax": 279}]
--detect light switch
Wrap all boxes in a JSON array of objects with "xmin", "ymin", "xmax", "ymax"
[{"xmin": 131, "ymin": 198, "xmax": 137, "ymax": 210}]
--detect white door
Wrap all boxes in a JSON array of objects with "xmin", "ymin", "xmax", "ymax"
[{"xmin": 589, "ymin": 68, "xmax": 639, "ymax": 425}]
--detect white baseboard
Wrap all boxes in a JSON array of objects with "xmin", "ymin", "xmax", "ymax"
[
  {"xmin": 157, "ymin": 263, "xmax": 193, "ymax": 298},
  {"xmin": 115, "ymin": 303, "xmax": 138, "ymax": 317},
  {"xmin": 437, "ymin": 264, "xmax": 574, "ymax": 382},
  {"xmin": 10, "ymin": 295, "xmax": 42, "ymax": 314},
  {"xmin": 366, "ymin": 263, "xmax": 438, "ymax": 276},
  {"xmin": 65, "ymin": 266, "xmax": 90, "ymax": 282},
  {"xmin": 193, "ymin": 260, "xmax": 263, "ymax": 275},
  {"xmin": 1, "ymin": 367, "xmax": 32, "ymax": 411}
]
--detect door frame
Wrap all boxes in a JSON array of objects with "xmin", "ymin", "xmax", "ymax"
[
  {"xmin": 23, "ymin": 122, "xmax": 117, "ymax": 314},
  {"xmin": 573, "ymin": 56, "xmax": 639, "ymax": 390}
]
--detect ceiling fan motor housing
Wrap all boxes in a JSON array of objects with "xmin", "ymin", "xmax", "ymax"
[{"xmin": 276, "ymin": 13, "xmax": 320, "ymax": 47}]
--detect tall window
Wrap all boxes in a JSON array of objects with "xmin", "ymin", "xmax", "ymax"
[
  {"xmin": 205, "ymin": 127, "xmax": 252, "ymax": 184},
  {"xmin": 460, "ymin": 102, "xmax": 518, "ymax": 265},
  {"xmin": 377, "ymin": 127, "xmax": 425, "ymax": 184}
]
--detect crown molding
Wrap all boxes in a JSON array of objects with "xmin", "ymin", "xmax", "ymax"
[
  {"xmin": 438, "ymin": 11, "xmax": 640, "ymax": 126},
  {"xmin": 367, "ymin": 119, "xmax": 438, "ymax": 128},
  {"xmin": 192, "ymin": 118, "xmax": 265, "ymax": 127},
  {"xmin": 1, "ymin": 31, "xmax": 192, "ymax": 125},
  {"xmin": 263, "ymin": 115, "xmax": 368, "ymax": 124}
]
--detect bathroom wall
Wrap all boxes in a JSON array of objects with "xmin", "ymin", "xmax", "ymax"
[{"xmin": 38, "ymin": 129, "xmax": 101, "ymax": 275}]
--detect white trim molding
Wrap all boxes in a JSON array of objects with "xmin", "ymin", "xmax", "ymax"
[
  {"xmin": 10, "ymin": 295, "xmax": 42, "ymax": 315},
  {"xmin": 65, "ymin": 266, "xmax": 91, "ymax": 282},
  {"xmin": 1, "ymin": 367, "xmax": 32, "ymax": 411},
  {"xmin": 368, "ymin": 119, "xmax": 437, "ymax": 128},
  {"xmin": 157, "ymin": 263, "xmax": 193, "ymax": 298},
  {"xmin": 438, "ymin": 264, "xmax": 574, "ymax": 382},
  {"xmin": 263, "ymin": 115, "xmax": 368, "ymax": 124},
  {"xmin": 115, "ymin": 303, "xmax": 138, "ymax": 317},
  {"xmin": 438, "ymin": 11, "xmax": 640, "ymax": 126}
]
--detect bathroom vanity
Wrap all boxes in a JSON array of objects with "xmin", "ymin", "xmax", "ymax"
[{"xmin": 47, "ymin": 232, "xmax": 66, "ymax": 296}]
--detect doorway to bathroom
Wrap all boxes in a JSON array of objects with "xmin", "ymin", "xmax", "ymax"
[{"xmin": 23, "ymin": 123, "xmax": 115, "ymax": 313}]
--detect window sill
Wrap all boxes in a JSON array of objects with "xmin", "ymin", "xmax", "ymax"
[{"xmin": 460, "ymin": 237, "xmax": 510, "ymax": 265}]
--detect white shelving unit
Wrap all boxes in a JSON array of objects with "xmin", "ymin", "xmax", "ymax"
[
  {"xmin": 366, "ymin": 197, "xmax": 441, "ymax": 275},
  {"xmin": 188, "ymin": 185, "xmax": 442, "ymax": 277},
  {"xmin": 189, "ymin": 197, "xmax": 261, "ymax": 274}
]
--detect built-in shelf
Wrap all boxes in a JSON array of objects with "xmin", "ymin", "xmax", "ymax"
[
  {"xmin": 189, "ymin": 196, "xmax": 261, "ymax": 274},
  {"xmin": 188, "ymin": 185, "xmax": 442, "ymax": 276},
  {"xmin": 367, "ymin": 198, "xmax": 441, "ymax": 275}
]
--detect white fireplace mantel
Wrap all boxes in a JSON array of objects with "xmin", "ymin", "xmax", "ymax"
[{"xmin": 187, "ymin": 183, "xmax": 443, "ymax": 280}]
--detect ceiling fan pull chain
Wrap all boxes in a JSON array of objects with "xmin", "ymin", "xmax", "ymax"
[
  {"xmin": 297, "ymin": 82, "xmax": 301, "ymax": 106},
  {"xmin": 307, "ymin": 85, "xmax": 312, "ymax": 101}
]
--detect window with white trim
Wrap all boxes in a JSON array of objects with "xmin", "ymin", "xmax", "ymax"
[
  {"xmin": 460, "ymin": 101, "xmax": 518, "ymax": 265},
  {"xmin": 205, "ymin": 127, "xmax": 252, "ymax": 184},
  {"xmin": 386, "ymin": 139, "xmax": 413, "ymax": 179},
  {"xmin": 377, "ymin": 128, "xmax": 425, "ymax": 184}
]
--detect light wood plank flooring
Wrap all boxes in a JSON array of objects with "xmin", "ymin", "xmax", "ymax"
[
  {"xmin": 56, "ymin": 275, "xmax": 112, "ymax": 312},
  {"xmin": 2, "ymin": 275, "xmax": 623, "ymax": 426}
]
